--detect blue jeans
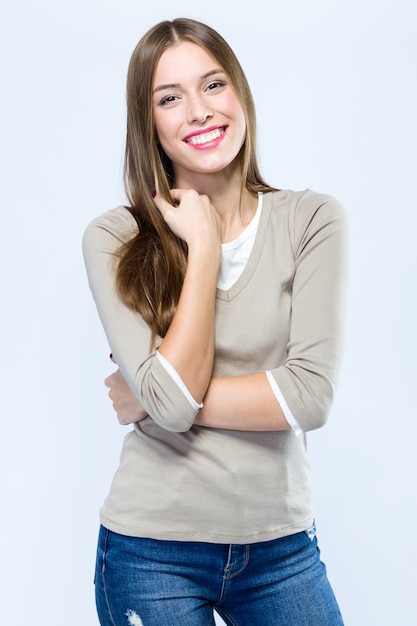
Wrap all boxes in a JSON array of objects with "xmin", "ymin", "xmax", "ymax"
[{"xmin": 95, "ymin": 524, "xmax": 344, "ymax": 625}]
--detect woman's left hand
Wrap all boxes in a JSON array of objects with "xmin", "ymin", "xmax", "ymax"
[{"xmin": 104, "ymin": 367, "xmax": 148, "ymax": 425}]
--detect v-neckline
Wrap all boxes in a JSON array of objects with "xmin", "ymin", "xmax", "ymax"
[{"xmin": 216, "ymin": 191, "xmax": 273, "ymax": 302}]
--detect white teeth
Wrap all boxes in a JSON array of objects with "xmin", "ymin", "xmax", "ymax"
[{"xmin": 186, "ymin": 128, "xmax": 224, "ymax": 145}]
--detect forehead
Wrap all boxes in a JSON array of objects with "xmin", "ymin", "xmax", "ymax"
[{"xmin": 154, "ymin": 41, "xmax": 221, "ymax": 84}]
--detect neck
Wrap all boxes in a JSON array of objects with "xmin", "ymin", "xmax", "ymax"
[{"xmin": 175, "ymin": 168, "xmax": 258, "ymax": 242}]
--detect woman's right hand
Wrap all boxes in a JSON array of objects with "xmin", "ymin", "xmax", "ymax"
[
  {"xmin": 153, "ymin": 188, "xmax": 222, "ymax": 256},
  {"xmin": 105, "ymin": 365, "xmax": 148, "ymax": 426}
]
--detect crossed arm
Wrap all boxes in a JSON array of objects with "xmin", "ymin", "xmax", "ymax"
[
  {"xmin": 84, "ymin": 189, "xmax": 347, "ymax": 435},
  {"xmin": 105, "ymin": 365, "xmax": 290, "ymax": 431}
]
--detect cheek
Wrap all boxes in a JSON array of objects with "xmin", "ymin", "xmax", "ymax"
[
  {"xmin": 227, "ymin": 97, "xmax": 246, "ymax": 141},
  {"xmin": 154, "ymin": 110, "xmax": 168, "ymax": 137},
  {"xmin": 234, "ymin": 111, "xmax": 247, "ymax": 149},
  {"xmin": 154, "ymin": 116, "xmax": 180, "ymax": 156},
  {"xmin": 156, "ymin": 134, "xmax": 177, "ymax": 162}
]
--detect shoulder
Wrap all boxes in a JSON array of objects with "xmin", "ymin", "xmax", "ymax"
[
  {"xmin": 268, "ymin": 188, "xmax": 346, "ymax": 222},
  {"xmin": 82, "ymin": 206, "xmax": 138, "ymax": 254},
  {"xmin": 268, "ymin": 188, "xmax": 347, "ymax": 234},
  {"xmin": 265, "ymin": 188, "xmax": 348, "ymax": 255},
  {"xmin": 83, "ymin": 205, "xmax": 138, "ymax": 242}
]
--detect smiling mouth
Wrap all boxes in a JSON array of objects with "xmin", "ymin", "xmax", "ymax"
[{"xmin": 184, "ymin": 127, "xmax": 226, "ymax": 146}]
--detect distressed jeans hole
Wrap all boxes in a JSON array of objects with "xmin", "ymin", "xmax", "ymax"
[{"xmin": 125, "ymin": 609, "xmax": 144, "ymax": 626}]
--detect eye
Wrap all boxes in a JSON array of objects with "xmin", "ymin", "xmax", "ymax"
[
  {"xmin": 158, "ymin": 94, "xmax": 179, "ymax": 106},
  {"xmin": 206, "ymin": 80, "xmax": 227, "ymax": 92}
]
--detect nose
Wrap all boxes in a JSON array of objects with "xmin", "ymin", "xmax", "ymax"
[{"xmin": 187, "ymin": 95, "xmax": 213, "ymax": 124}]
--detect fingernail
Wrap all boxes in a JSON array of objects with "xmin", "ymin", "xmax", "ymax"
[{"xmin": 151, "ymin": 189, "xmax": 157, "ymax": 199}]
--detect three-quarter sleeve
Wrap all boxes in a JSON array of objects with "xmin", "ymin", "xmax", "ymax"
[
  {"xmin": 82, "ymin": 207, "xmax": 199, "ymax": 432},
  {"xmin": 268, "ymin": 191, "xmax": 349, "ymax": 432}
]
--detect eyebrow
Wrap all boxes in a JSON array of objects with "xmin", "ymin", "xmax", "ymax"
[{"xmin": 153, "ymin": 69, "xmax": 225, "ymax": 94}]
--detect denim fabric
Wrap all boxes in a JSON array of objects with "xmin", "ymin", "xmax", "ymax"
[{"xmin": 95, "ymin": 524, "xmax": 344, "ymax": 625}]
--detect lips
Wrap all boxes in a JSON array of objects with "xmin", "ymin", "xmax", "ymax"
[{"xmin": 183, "ymin": 126, "xmax": 227, "ymax": 146}]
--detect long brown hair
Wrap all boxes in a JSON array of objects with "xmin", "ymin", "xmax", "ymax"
[{"xmin": 116, "ymin": 18, "xmax": 275, "ymax": 345}]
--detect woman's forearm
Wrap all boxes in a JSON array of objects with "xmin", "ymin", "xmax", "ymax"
[
  {"xmin": 158, "ymin": 244, "xmax": 219, "ymax": 404},
  {"xmin": 194, "ymin": 372, "xmax": 292, "ymax": 432},
  {"xmin": 155, "ymin": 189, "xmax": 222, "ymax": 405}
]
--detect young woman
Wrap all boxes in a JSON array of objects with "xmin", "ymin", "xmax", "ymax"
[{"xmin": 83, "ymin": 17, "xmax": 347, "ymax": 626}]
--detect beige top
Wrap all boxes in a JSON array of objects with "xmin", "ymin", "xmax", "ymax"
[{"xmin": 82, "ymin": 189, "xmax": 348, "ymax": 543}]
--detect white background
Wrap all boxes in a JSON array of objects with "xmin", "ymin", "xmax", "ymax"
[{"xmin": 1, "ymin": 1, "xmax": 416, "ymax": 624}]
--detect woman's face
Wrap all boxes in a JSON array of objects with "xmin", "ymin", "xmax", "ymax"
[{"xmin": 152, "ymin": 41, "xmax": 246, "ymax": 185}]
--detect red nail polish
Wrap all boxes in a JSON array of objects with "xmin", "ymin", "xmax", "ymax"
[{"xmin": 151, "ymin": 189, "xmax": 157, "ymax": 199}]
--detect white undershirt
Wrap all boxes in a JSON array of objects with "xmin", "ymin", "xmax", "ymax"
[
  {"xmin": 157, "ymin": 193, "xmax": 302, "ymax": 435},
  {"xmin": 217, "ymin": 193, "xmax": 263, "ymax": 290}
]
